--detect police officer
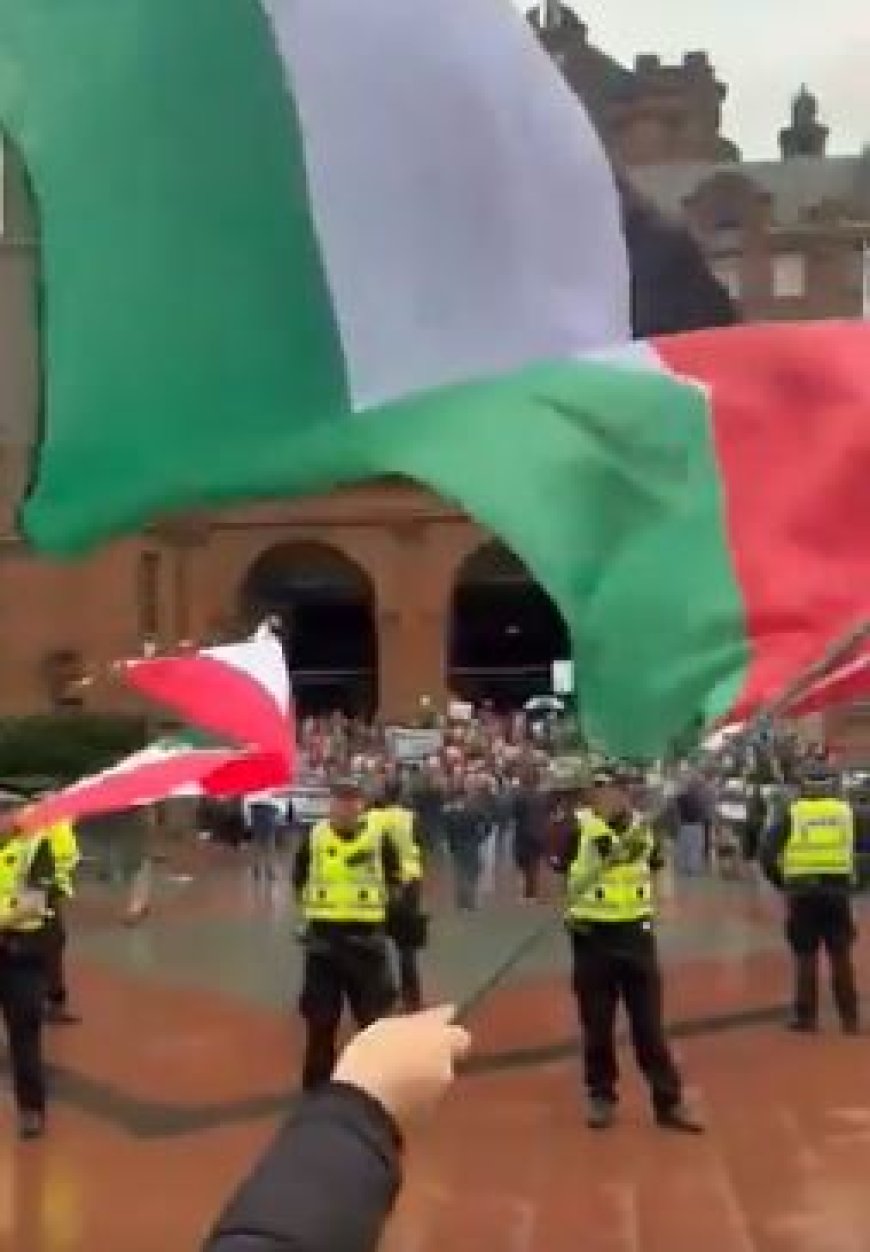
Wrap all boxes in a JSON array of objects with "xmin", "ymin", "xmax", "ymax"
[
  {"xmin": 374, "ymin": 779, "xmax": 427, "ymax": 1013},
  {"xmin": 0, "ymin": 804, "xmax": 56, "ymax": 1139},
  {"xmin": 293, "ymin": 778, "xmax": 402, "ymax": 1090},
  {"xmin": 42, "ymin": 819, "xmax": 81, "ymax": 1024},
  {"xmin": 553, "ymin": 767, "xmax": 702, "ymax": 1133},
  {"xmin": 761, "ymin": 765, "xmax": 859, "ymax": 1033}
]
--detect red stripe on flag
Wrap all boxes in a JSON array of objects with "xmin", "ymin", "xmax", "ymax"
[
  {"xmin": 124, "ymin": 653, "xmax": 294, "ymax": 761},
  {"xmin": 20, "ymin": 746, "xmax": 288, "ymax": 829},
  {"xmin": 786, "ymin": 649, "xmax": 870, "ymax": 719},
  {"xmin": 655, "ymin": 321, "xmax": 870, "ymax": 721}
]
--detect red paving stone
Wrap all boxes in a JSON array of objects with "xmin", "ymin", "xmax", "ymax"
[
  {"xmin": 42, "ymin": 961, "xmax": 296, "ymax": 1106},
  {"xmin": 5, "ymin": 878, "xmax": 870, "ymax": 1251}
]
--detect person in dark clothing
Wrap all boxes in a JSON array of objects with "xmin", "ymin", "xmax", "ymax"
[
  {"xmin": 440, "ymin": 777, "xmax": 489, "ymax": 911},
  {"xmin": 511, "ymin": 769, "xmax": 549, "ymax": 901},
  {"xmin": 553, "ymin": 768, "xmax": 701, "ymax": 1133},
  {"xmin": 673, "ymin": 775, "xmax": 710, "ymax": 876},
  {"xmin": 0, "ymin": 810, "xmax": 58, "ymax": 1139},
  {"xmin": 373, "ymin": 780, "xmax": 427, "ymax": 1014},
  {"xmin": 408, "ymin": 767, "xmax": 444, "ymax": 857},
  {"xmin": 853, "ymin": 783, "xmax": 870, "ymax": 889},
  {"xmin": 760, "ymin": 767, "xmax": 859, "ymax": 1033},
  {"xmin": 203, "ymin": 1007, "xmax": 469, "ymax": 1252},
  {"xmin": 743, "ymin": 783, "xmax": 768, "ymax": 864},
  {"xmin": 293, "ymin": 780, "xmax": 402, "ymax": 1090}
]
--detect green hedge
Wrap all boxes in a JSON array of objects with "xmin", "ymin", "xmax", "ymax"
[{"xmin": 0, "ymin": 714, "xmax": 150, "ymax": 790}]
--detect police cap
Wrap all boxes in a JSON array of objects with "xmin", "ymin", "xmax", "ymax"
[
  {"xmin": 800, "ymin": 763, "xmax": 837, "ymax": 788},
  {"xmin": 592, "ymin": 763, "xmax": 633, "ymax": 787},
  {"xmin": 329, "ymin": 777, "xmax": 364, "ymax": 800}
]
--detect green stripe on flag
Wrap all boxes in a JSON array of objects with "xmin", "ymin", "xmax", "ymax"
[
  {"xmin": 369, "ymin": 364, "xmax": 749, "ymax": 756},
  {"xmin": 169, "ymin": 357, "xmax": 746, "ymax": 757},
  {"xmin": 0, "ymin": 0, "xmax": 347, "ymax": 550}
]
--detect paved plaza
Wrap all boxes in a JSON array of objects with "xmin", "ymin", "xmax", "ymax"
[{"xmin": 3, "ymin": 850, "xmax": 870, "ymax": 1252}]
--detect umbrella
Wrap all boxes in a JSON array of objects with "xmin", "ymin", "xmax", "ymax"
[{"xmin": 524, "ymin": 696, "xmax": 565, "ymax": 714}]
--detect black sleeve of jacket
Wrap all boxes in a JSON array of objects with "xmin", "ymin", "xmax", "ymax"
[
  {"xmin": 649, "ymin": 835, "xmax": 666, "ymax": 874},
  {"xmin": 381, "ymin": 835, "xmax": 402, "ymax": 888},
  {"xmin": 203, "ymin": 1083, "xmax": 402, "ymax": 1252},
  {"xmin": 292, "ymin": 832, "xmax": 312, "ymax": 897},
  {"xmin": 760, "ymin": 810, "xmax": 790, "ymax": 889},
  {"xmin": 551, "ymin": 825, "xmax": 580, "ymax": 875},
  {"xmin": 28, "ymin": 839, "xmax": 57, "ymax": 893}
]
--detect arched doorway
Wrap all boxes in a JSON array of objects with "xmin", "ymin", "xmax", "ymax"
[
  {"xmin": 240, "ymin": 542, "xmax": 377, "ymax": 717},
  {"xmin": 449, "ymin": 541, "xmax": 570, "ymax": 708}
]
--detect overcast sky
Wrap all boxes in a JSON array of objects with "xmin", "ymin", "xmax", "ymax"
[{"xmin": 521, "ymin": 1, "xmax": 868, "ymax": 158}]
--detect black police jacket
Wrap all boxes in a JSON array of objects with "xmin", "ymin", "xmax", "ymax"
[{"xmin": 203, "ymin": 1083, "xmax": 401, "ymax": 1252}]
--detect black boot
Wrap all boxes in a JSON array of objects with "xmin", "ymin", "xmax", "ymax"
[
  {"xmin": 45, "ymin": 1002, "xmax": 80, "ymax": 1026},
  {"xmin": 656, "ymin": 1104, "xmax": 704, "ymax": 1134},
  {"xmin": 791, "ymin": 953, "xmax": 818, "ymax": 1032},
  {"xmin": 830, "ymin": 947, "xmax": 859, "ymax": 1035},
  {"xmin": 18, "ymin": 1111, "xmax": 45, "ymax": 1141},
  {"xmin": 586, "ymin": 1097, "xmax": 616, "ymax": 1130}
]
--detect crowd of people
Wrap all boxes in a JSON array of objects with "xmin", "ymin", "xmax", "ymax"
[
  {"xmin": 200, "ymin": 712, "xmax": 869, "ymax": 1252},
  {"xmin": 235, "ymin": 706, "xmax": 865, "ymax": 910}
]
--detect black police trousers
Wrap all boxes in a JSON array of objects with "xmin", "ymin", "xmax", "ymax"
[
  {"xmin": 0, "ymin": 944, "xmax": 47, "ymax": 1114},
  {"xmin": 387, "ymin": 882, "xmax": 425, "ymax": 1013},
  {"xmin": 395, "ymin": 946, "xmax": 422, "ymax": 1014},
  {"xmin": 43, "ymin": 905, "xmax": 68, "ymax": 1008},
  {"xmin": 570, "ymin": 921, "xmax": 682, "ymax": 1115},
  {"xmin": 786, "ymin": 892, "xmax": 858, "ymax": 1029},
  {"xmin": 299, "ymin": 932, "xmax": 395, "ymax": 1090}
]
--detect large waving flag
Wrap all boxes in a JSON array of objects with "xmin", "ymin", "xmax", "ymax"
[
  {"xmin": 17, "ymin": 626, "xmax": 295, "ymax": 829},
  {"xmin": 2, "ymin": 0, "xmax": 870, "ymax": 756},
  {"xmin": 18, "ymin": 738, "xmax": 288, "ymax": 832},
  {"xmin": 122, "ymin": 626, "xmax": 295, "ymax": 765},
  {"xmin": 5, "ymin": 0, "xmax": 628, "ymax": 550}
]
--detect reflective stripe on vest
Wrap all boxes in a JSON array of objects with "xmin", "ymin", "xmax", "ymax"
[
  {"xmin": 566, "ymin": 814, "xmax": 655, "ymax": 924},
  {"xmin": 0, "ymin": 834, "xmax": 47, "ymax": 932},
  {"xmin": 303, "ymin": 818, "xmax": 387, "ymax": 924},
  {"xmin": 380, "ymin": 806, "xmax": 421, "ymax": 883},
  {"xmin": 782, "ymin": 798, "xmax": 854, "ymax": 880}
]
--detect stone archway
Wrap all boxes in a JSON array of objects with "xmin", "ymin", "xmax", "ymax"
[
  {"xmin": 240, "ymin": 541, "xmax": 377, "ymax": 717},
  {"xmin": 448, "ymin": 540, "xmax": 569, "ymax": 708}
]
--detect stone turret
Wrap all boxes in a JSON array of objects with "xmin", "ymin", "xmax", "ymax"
[{"xmin": 779, "ymin": 86, "xmax": 829, "ymax": 158}]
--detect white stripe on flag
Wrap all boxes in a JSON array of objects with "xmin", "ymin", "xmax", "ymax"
[{"xmin": 262, "ymin": 0, "xmax": 629, "ymax": 411}]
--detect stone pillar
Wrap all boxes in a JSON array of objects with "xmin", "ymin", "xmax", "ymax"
[
  {"xmin": 378, "ymin": 606, "xmax": 446, "ymax": 720},
  {"xmin": 375, "ymin": 522, "xmax": 453, "ymax": 720}
]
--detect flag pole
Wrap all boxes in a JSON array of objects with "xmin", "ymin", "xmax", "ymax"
[
  {"xmin": 765, "ymin": 619, "xmax": 870, "ymax": 722},
  {"xmin": 695, "ymin": 619, "xmax": 870, "ymax": 769}
]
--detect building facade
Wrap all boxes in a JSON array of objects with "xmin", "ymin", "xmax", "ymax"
[{"xmin": 1, "ymin": 5, "xmax": 869, "ymax": 746}]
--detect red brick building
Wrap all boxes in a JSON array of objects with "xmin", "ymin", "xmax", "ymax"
[{"xmin": 1, "ymin": 6, "xmax": 869, "ymax": 751}]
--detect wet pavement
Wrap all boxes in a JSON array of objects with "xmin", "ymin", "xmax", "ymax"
[{"xmin": 4, "ymin": 848, "xmax": 870, "ymax": 1252}]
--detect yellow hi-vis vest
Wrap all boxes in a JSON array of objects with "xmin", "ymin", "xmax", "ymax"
[
  {"xmin": 782, "ymin": 798, "xmax": 854, "ymax": 881},
  {"xmin": 566, "ymin": 812, "xmax": 655, "ymax": 925},
  {"xmin": 377, "ymin": 805, "xmax": 421, "ymax": 884},
  {"xmin": 0, "ymin": 833, "xmax": 49, "ymax": 932},
  {"xmin": 302, "ymin": 817, "xmax": 388, "ymax": 924},
  {"xmin": 45, "ymin": 821, "xmax": 80, "ymax": 898}
]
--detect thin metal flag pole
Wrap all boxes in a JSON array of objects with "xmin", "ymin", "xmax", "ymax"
[{"xmin": 764, "ymin": 619, "xmax": 870, "ymax": 723}]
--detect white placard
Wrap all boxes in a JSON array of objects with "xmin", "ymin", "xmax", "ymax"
[
  {"xmin": 385, "ymin": 727, "xmax": 444, "ymax": 762},
  {"xmin": 448, "ymin": 700, "xmax": 474, "ymax": 722},
  {"xmin": 552, "ymin": 659, "xmax": 574, "ymax": 695}
]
